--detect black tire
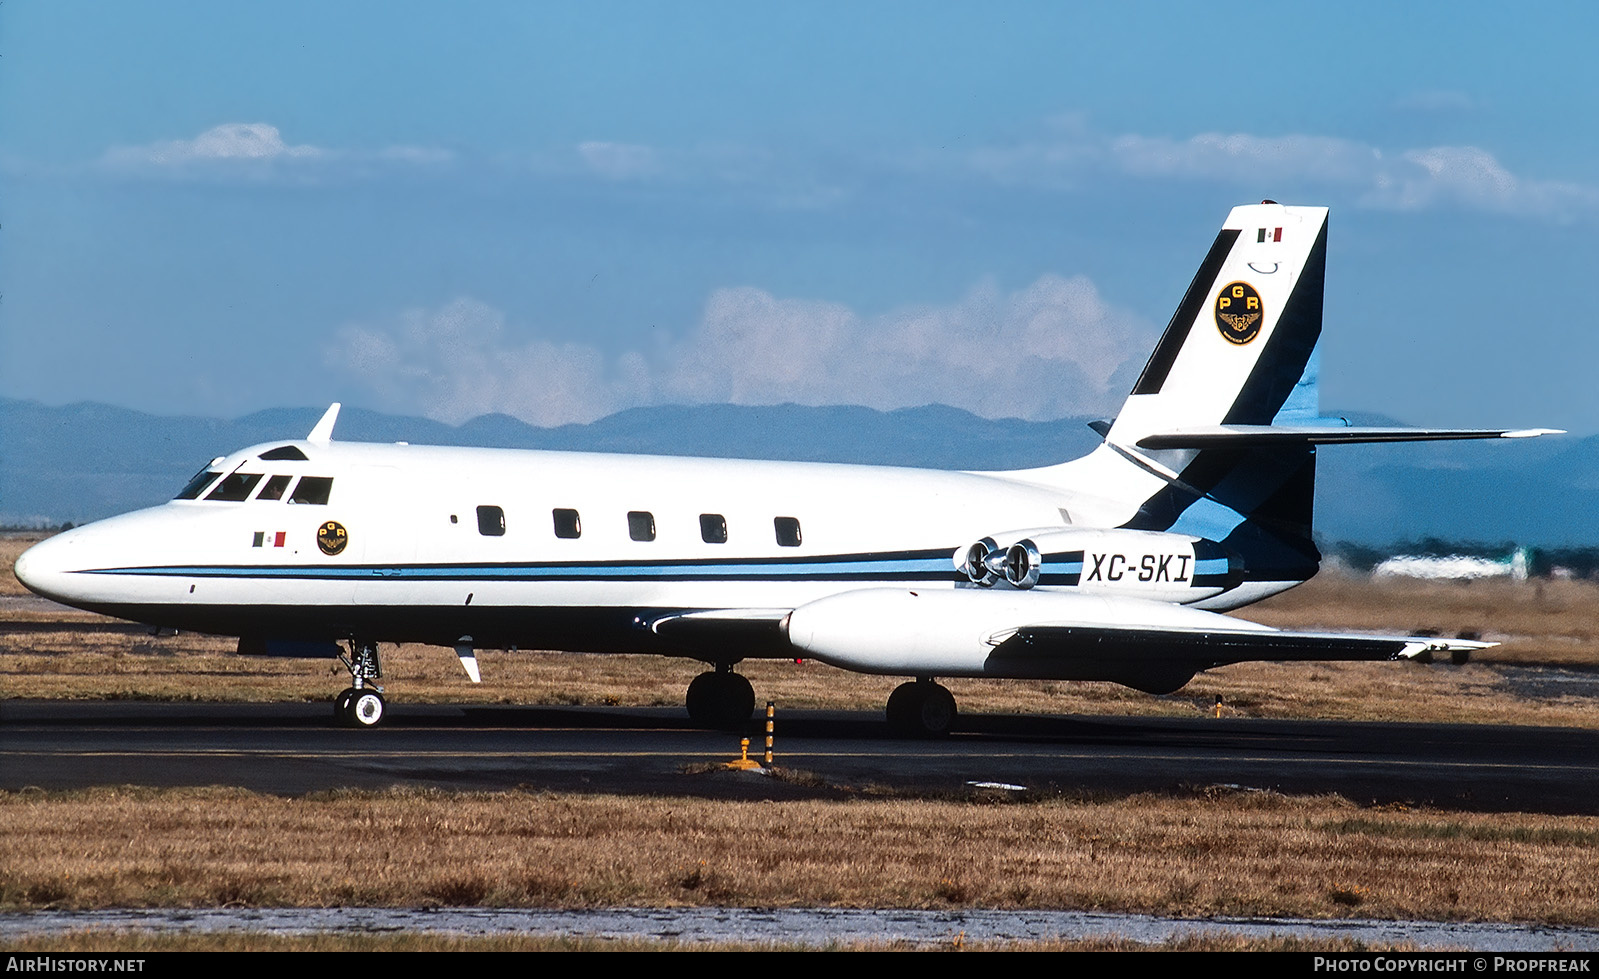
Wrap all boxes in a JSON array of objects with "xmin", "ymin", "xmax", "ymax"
[
  {"xmin": 885, "ymin": 681, "xmax": 920, "ymax": 732},
  {"xmin": 915, "ymin": 683, "xmax": 957, "ymax": 736},
  {"xmin": 334, "ymin": 687, "xmax": 356, "ymax": 724},
  {"xmin": 886, "ymin": 680, "xmax": 956, "ymax": 737},
  {"xmin": 685, "ymin": 671, "xmax": 755, "ymax": 730}
]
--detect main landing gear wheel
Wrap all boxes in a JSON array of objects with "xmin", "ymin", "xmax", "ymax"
[
  {"xmin": 886, "ymin": 679, "xmax": 957, "ymax": 738},
  {"xmin": 685, "ymin": 669, "xmax": 756, "ymax": 730}
]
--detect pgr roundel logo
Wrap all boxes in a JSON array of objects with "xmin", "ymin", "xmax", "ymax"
[
  {"xmin": 1215, "ymin": 281, "xmax": 1264, "ymax": 345},
  {"xmin": 317, "ymin": 520, "xmax": 349, "ymax": 556}
]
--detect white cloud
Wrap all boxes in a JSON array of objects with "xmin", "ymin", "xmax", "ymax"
[
  {"xmin": 577, "ymin": 141, "xmax": 660, "ymax": 180},
  {"xmin": 330, "ymin": 298, "xmax": 651, "ymax": 427},
  {"xmin": 1360, "ymin": 145, "xmax": 1599, "ymax": 220},
  {"xmin": 328, "ymin": 277, "xmax": 1154, "ymax": 427},
  {"xmin": 1108, "ymin": 132, "xmax": 1383, "ymax": 185},
  {"xmin": 99, "ymin": 123, "xmax": 453, "ymax": 178},
  {"xmin": 104, "ymin": 123, "xmax": 325, "ymax": 167},
  {"xmin": 948, "ymin": 122, "xmax": 1599, "ymax": 223}
]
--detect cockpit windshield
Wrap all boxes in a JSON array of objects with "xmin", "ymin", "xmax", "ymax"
[
  {"xmin": 174, "ymin": 469, "xmax": 222, "ymax": 500},
  {"xmin": 206, "ymin": 472, "xmax": 264, "ymax": 502},
  {"xmin": 174, "ymin": 464, "xmax": 333, "ymax": 503}
]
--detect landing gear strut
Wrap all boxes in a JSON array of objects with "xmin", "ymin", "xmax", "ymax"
[
  {"xmin": 685, "ymin": 665, "xmax": 755, "ymax": 730},
  {"xmin": 335, "ymin": 639, "xmax": 386, "ymax": 728},
  {"xmin": 886, "ymin": 679, "xmax": 957, "ymax": 737}
]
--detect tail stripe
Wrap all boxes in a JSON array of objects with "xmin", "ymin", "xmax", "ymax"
[{"xmin": 1131, "ymin": 229, "xmax": 1242, "ymax": 396}]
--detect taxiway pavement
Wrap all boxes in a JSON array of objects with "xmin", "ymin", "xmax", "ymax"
[{"xmin": 4, "ymin": 700, "xmax": 1596, "ymax": 812}]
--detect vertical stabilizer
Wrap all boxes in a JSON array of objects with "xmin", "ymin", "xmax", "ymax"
[
  {"xmin": 1006, "ymin": 204, "xmax": 1332, "ymax": 594},
  {"xmin": 1110, "ymin": 203, "xmax": 1327, "ymax": 447}
]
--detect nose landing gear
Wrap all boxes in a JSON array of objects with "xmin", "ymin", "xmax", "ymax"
[{"xmin": 335, "ymin": 639, "xmax": 386, "ymax": 728}]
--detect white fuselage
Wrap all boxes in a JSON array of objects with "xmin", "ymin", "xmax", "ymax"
[{"xmin": 14, "ymin": 437, "xmax": 1273, "ymax": 662}]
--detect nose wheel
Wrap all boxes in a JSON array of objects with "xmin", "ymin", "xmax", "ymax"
[{"xmin": 347, "ymin": 688, "xmax": 386, "ymax": 727}]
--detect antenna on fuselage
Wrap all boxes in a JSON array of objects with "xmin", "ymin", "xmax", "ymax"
[{"xmin": 307, "ymin": 403, "xmax": 341, "ymax": 446}]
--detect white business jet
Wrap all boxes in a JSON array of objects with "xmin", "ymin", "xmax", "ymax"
[{"xmin": 14, "ymin": 203, "xmax": 1557, "ymax": 735}]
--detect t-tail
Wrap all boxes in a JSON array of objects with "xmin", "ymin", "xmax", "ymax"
[{"xmin": 1022, "ymin": 202, "xmax": 1558, "ymax": 605}]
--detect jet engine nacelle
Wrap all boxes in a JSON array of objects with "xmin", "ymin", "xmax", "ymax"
[
  {"xmin": 785, "ymin": 586, "xmax": 1258, "ymax": 688},
  {"xmin": 955, "ymin": 528, "xmax": 1240, "ymax": 602}
]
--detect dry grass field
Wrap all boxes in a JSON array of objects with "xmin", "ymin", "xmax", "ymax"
[{"xmin": 4, "ymin": 786, "xmax": 1597, "ymax": 925}]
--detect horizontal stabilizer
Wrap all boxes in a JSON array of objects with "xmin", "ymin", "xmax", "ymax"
[{"xmin": 1136, "ymin": 425, "xmax": 1562, "ymax": 449}]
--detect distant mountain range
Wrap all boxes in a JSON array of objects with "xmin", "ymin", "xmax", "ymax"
[{"xmin": 1, "ymin": 397, "xmax": 1591, "ymax": 546}]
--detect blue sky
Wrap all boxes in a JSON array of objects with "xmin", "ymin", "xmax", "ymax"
[{"xmin": 4, "ymin": 2, "xmax": 1598, "ymax": 433}]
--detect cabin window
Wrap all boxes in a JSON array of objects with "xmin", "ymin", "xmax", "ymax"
[
  {"xmin": 628, "ymin": 511, "xmax": 656, "ymax": 542},
  {"xmin": 255, "ymin": 474, "xmax": 293, "ymax": 501},
  {"xmin": 477, "ymin": 505, "xmax": 506, "ymax": 537},
  {"xmin": 774, "ymin": 516, "xmax": 802, "ymax": 547},
  {"xmin": 259, "ymin": 445, "xmax": 309, "ymax": 461},
  {"xmin": 174, "ymin": 469, "xmax": 222, "ymax": 500},
  {"xmin": 699, "ymin": 513, "xmax": 728, "ymax": 544},
  {"xmin": 289, "ymin": 476, "xmax": 334, "ymax": 505},
  {"xmin": 206, "ymin": 472, "xmax": 263, "ymax": 502},
  {"xmin": 552, "ymin": 508, "xmax": 582, "ymax": 539}
]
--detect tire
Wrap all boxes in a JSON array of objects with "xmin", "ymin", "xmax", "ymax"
[
  {"xmin": 885, "ymin": 681, "xmax": 920, "ymax": 733},
  {"xmin": 886, "ymin": 680, "xmax": 956, "ymax": 737},
  {"xmin": 349, "ymin": 689, "xmax": 385, "ymax": 728},
  {"xmin": 334, "ymin": 687, "xmax": 356, "ymax": 724},
  {"xmin": 915, "ymin": 683, "xmax": 957, "ymax": 737},
  {"xmin": 685, "ymin": 671, "xmax": 755, "ymax": 730}
]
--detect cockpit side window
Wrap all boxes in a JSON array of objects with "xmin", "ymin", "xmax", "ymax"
[
  {"xmin": 206, "ymin": 472, "xmax": 264, "ymax": 502},
  {"xmin": 289, "ymin": 476, "xmax": 334, "ymax": 505},
  {"xmin": 175, "ymin": 469, "xmax": 222, "ymax": 500},
  {"xmin": 256, "ymin": 474, "xmax": 293, "ymax": 501}
]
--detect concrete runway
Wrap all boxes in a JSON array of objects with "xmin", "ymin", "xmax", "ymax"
[{"xmin": 4, "ymin": 699, "xmax": 1597, "ymax": 813}]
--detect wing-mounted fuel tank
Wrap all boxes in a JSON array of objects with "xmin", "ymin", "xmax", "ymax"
[{"xmin": 956, "ymin": 528, "xmax": 1241, "ymax": 604}]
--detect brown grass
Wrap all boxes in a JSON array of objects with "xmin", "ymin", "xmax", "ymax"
[{"xmin": 2, "ymin": 786, "xmax": 1595, "ymax": 924}]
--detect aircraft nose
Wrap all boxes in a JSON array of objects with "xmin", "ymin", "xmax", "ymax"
[{"xmin": 13, "ymin": 533, "xmax": 75, "ymax": 601}]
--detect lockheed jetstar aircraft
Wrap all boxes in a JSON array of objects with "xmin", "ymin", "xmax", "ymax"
[{"xmin": 14, "ymin": 203, "xmax": 1558, "ymax": 735}]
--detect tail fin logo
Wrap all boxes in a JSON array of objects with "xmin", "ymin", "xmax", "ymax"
[{"xmin": 1215, "ymin": 281, "xmax": 1263, "ymax": 345}]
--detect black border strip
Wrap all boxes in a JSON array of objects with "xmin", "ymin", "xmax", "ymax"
[{"xmin": 1130, "ymin": 228, "xmax": 1240, "ymax": 395}]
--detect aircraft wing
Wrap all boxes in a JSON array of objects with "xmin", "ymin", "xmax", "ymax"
[
  {"xmin": 984, "ymin": 622, "xmax": 1488, "ymax": 693},
  {"xmin": 783, "ymin": 587, "xmax": 1493, "ymax": 695},
  {"xmin": 992, "ymin": 621, "xmax": 1483, "ymax": 662}
]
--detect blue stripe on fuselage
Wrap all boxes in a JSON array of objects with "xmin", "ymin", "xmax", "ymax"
[{"xmin": 80, "ymin": 549, "xmax": 964, "ymax": 583}]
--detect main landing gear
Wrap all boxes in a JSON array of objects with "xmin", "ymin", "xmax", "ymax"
[
  {"xmin": 335, "ymin": 639, "xmax": 386, "ymax": 728},
  {"xmin": 685, "ymin": 664, "xmax": 755, "ymax": 730},
  {"xmin": 886, "ymin": 678, "xmax": 957, "ymax": 737}
]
